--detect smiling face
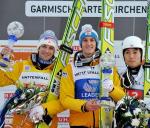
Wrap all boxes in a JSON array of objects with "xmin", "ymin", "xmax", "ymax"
[
  {"xmin": 81, "ymin": 37, "xmax": 96, "ymax": 58},
  {"xmin": 124, "ymin": 48, "xmax": 142, "ymax": 68},
  {"xmin": 38, "ymin": 44, "xmax": 55, "ymax": 61}
]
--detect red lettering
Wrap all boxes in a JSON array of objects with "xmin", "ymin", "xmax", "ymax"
[{"xmin": 58, "ymin": 117, "xmax": 69, "ymax": 122}]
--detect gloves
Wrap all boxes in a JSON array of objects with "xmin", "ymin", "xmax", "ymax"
[
  {"xmin": 102, "ymin": 78, "xmax": 114, "ymax": 92},
  {"xmin": 0, "ymin": 46, "xmax": 14, "ymax": 61},
  {"xmin": 29, "ymin": 105, "xmax": 45, "ymax": 124}
]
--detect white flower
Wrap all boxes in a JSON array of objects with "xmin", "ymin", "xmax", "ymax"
[
  {"xmin": 144, "ymin": 98, "xmax": 150, "ymax": 111},
  {"xmin": 133, "ymin": 108, "xmax": 142, "ymax": 116},
  {"xmin": 131, "ymin": 118, "xmax": 140, "ymax": 126},
  {"xmin": 115, "ymin": 96, "xmax": 149, "ymax": 127},
  {"xmin": 124, "ymin": 111, "xmax": 132, "ymax": 117}
]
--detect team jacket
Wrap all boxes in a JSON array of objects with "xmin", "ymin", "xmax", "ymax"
[
  {"xmin": 0, "ymin": 55, "xmax": 63, "ymax": 128},
  {"xmin": 60, "ymin": 61, "xmax": 125, "ymax": 127},
  {"xmin": 121, "ymin": 66, "xmax": 144, "ymax": 99}
]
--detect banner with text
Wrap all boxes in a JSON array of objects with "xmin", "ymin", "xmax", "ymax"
[{"xmin": 25, "ymin": 1, "xmax": 146, "ymax": 17}]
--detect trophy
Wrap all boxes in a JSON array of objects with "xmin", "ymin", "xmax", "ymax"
[
  {"xmin": 100, "ymin": 51, "xmax": 115, "ymax": 107},
  {"xmin": 0, "ymin": 21, "xmax": 24, "ymax": 70},
  {"xmin": 98, "ymin": 51, "xmax": 115, "ymax": 128}
]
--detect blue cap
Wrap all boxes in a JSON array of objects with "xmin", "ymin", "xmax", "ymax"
[{"xmin": 79, "ymin": 24, "xmax": 99, "ymax": 47}]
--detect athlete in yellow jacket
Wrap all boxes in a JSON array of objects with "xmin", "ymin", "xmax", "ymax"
[
  {"xmin": 0, "ymin": 30, "xmax": 63, "ymax": 128},
  {"xmin": 60, "ymin": 24, "xmax": 125, "ymax": 128}
]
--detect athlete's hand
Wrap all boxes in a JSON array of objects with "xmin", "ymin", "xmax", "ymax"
[
  {"xmin": 0, "ymin": 46, "xmax": 14, "ymax": 61},
  {"xmin": 29, "ymin": 105, "xmax": 45, "ymax": 124},
  {"xmin": 1, "ymin": 46, "xmax": 13, "ymax": 56},
  {"xmin": 84, "ymin": 100, "xmax": 99, "ymax": 111}
]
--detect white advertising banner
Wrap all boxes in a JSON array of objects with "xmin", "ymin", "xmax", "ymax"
[{"xmin": 25, "ymin": 1, "xmax": 147, "ymax": 17}]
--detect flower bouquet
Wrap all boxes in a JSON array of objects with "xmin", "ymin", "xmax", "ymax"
[{"xmin": 115, "ymin": 96, "xmax": 150, "ymax": 128}]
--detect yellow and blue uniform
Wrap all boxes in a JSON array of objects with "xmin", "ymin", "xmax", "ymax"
[
  {"xmin": 0, "ymin": 53, "xmax": 63, "ymax": 128},
  {"xmin": 60, "ymin": 58, "xmax": 125, "ymax": 128}
]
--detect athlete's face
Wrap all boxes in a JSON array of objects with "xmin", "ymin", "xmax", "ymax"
[
  {"xmin": 81, "ymin": 37, "xmax": 96, "ymax": 58},
  {"xmin": 124, "ymin": 48, "xmax": 142, "ymax": 68},
  {"xmin": 38, "ymin": 44, "xmax": 55, "ymax": 61}
]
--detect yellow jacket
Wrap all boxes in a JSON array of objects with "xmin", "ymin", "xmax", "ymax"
[
  {"xmin": 60, "ymin": 61, "xmax": 125, "ymax": 127},
  {"xmin": 0, "ymin": 54, "xmax": 63, "ymax": 128}
]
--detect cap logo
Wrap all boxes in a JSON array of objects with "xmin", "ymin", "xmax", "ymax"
[
  {"xmin": 130, "ymin": 44, "xmax": 134, "ymax": 47},
  {"xmin": 84, "ymin": 27, "xmax": 92, "ymax": 35},
  {"xmin": 48, "ymin": 40, "xmax": 54, "ymax": 45},
  {"xmin": 44, "ymin": 37, "xmax": 53, "ymax": 40}
]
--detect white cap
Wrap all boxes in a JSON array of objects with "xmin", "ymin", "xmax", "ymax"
[
  {"xmin": 37, "ymin": 30, "xmax": 58, "ymax": 52},
  {"xmin": 122, "ymin": 36, "xmax": 144, "ymax": 59},
  {"xmin": 122, "ymin": 36, "xmax": 144, "ymax": 52}
]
